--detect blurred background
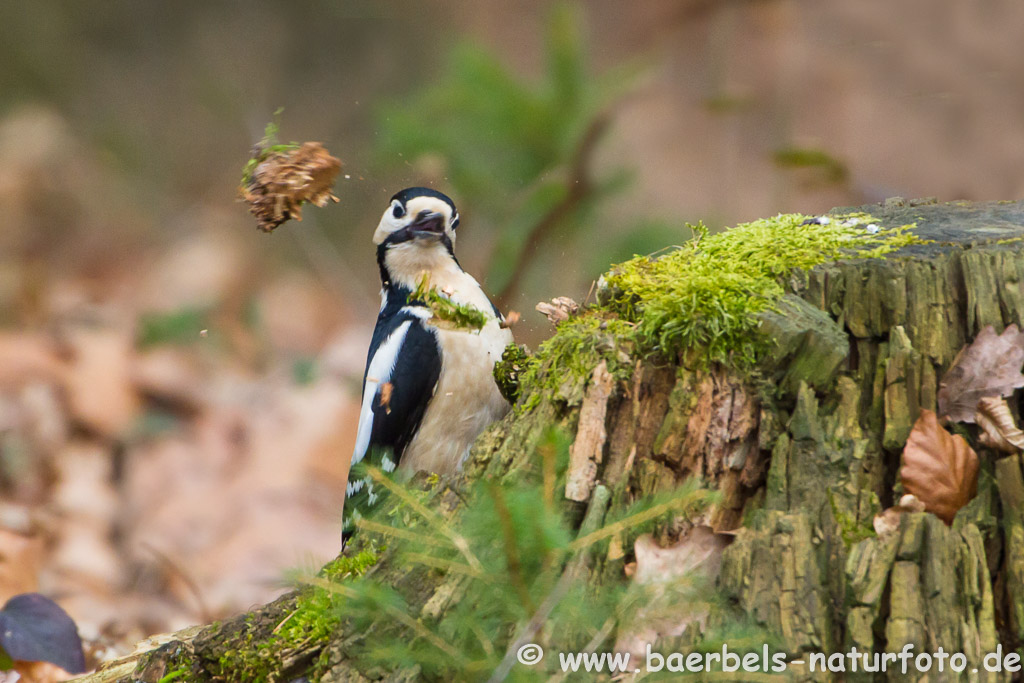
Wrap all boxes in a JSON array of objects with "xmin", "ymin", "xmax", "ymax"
[{"xmin": 1, "ymin": 0, "xmax": 1022, "ymax": 670}]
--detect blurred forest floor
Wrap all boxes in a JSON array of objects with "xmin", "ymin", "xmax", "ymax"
[{"xmin": 1, "ymin": 0, "xmax": 1023, "ymax": 674}]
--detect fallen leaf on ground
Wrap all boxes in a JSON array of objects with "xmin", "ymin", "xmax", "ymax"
[
  {"xmin": 900, "ymin": 409, "xmax": 979, "ymax": 524},
  {"xmin": 938, "ymin": 324, "xmax": 1024, "ymax": 423},
  {"xmin": 0, "ymin": 593, "xmax": 86, "ymax": 675},
  {"xmin": 975, "ymin": 396, "xmax": 1024, "ymax": 453},
  {"xmin": 535, "ymin": 297, "xmax": 579, "ymax": 325},
  {"xmin": 0, "ymin": 529, "xmax": 44, "ymax": 603},
  {"xmin": 61, "ymin": 325, "xmax": 140, "ymax": 437},
  {"xmin": 614, "ymin": 526, "xmax": 733, "ymax": 659},
  {"xmin": 241, "ymin": 142, "xmax": 341, "ymax": 233},
  {"xmin": 0, "ymin": 334, "xmax": 66, "ymax": 390}
]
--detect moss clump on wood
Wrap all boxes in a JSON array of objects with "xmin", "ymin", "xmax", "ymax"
[
  {"xmin": 512, "ymin": 212, "xmax": 921, "ymax": 414},
  {"xmin": 409, "ymin": 275, "xmax": 489, "ymax": 331},
  {"xmin": 600, "ymin": 213, "xmax": 921, "ymax": 367},
  {"xmin": 493, "ymin": 343, "xmax": 529, "ymax": 403},
  {"xmin": 203, "ymin": 548, "xmax": 380, "ymax": 682},
  {"xmin": 517, "ymin": 314, "xmax": 636, "ymax": 411}
]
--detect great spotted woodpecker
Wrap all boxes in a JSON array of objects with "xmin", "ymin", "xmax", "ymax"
[{"xmin": 342, "ymin": 187, "xmax": 513, "ymax": 543}]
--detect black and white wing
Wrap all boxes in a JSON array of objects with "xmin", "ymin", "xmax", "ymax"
[{"xmin": 343, "ymin": 308, "xmax": 441, "ymax": 540}]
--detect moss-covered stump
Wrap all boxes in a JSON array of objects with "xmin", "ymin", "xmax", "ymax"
[{"xmin": 81, "ymin": 199, "xmax": 1024, "ymax": 683}]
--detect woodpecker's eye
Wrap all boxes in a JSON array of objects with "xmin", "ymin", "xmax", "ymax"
[{"xmin": 392, "ymin": 202, "xmax": 405, "ymax": 219}]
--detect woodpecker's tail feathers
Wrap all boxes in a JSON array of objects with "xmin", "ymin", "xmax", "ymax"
[{"xmin": 341, "ymin": 449, "xmax": 400, "ymax": 548}]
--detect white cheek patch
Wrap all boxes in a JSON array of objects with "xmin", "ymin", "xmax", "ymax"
[{"xmin": 351, "ymin": 321, "xmax": 413, "ymax": 464}]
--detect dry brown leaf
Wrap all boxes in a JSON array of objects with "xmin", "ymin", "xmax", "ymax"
[
  {"xmin": 0, "ymin": 528, "xmax": 44, "ymax": 603},
  {"xmin": 535, "ymin": 297, "xmax": 580, "ymax": 325},
  {"xmin": 900, "ymin": 409, "xmax": 979, "ymax": 525},
  {"xmin": 975, "ymin": 396, "xmax": 1024, "ymax": 453},
  {"xmin": 614, "ymin": 527, "xmax": 733, "ymax": 659},
  {"xmin": 0, "ymin": 333, "xmax": 66, "ymax": 390},
  {"xmin": 241, "ymin": 142, "xmax": 341, "ymax": 232},
  {"xmin": 938, "ymin": 324, "xmax": 1024, "ymax": 423},
  {"xmin": 11, "ymin": 660, "xmax": 77, "ymax": 683},
  {"xmin": 61, "ymin": 325, "xmax": 141, "ymax": 437}
]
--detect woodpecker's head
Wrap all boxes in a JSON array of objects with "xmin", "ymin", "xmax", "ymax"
[
  {"xmin": 374, "ymin": 187, "xmax": 459, "ymax": 248},
  {"xmin": 375, "ymin": 187, "xmax": 461, "ymax": 287}
]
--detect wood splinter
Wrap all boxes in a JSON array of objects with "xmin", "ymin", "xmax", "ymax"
[{"xmin": 565, "ymin": 360, "xmax": 615, "ymax": 502}]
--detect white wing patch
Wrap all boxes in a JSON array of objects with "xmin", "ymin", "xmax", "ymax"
[{"xmin": 351, "ymin": 320, "xmax": 413, "ymax": 465}]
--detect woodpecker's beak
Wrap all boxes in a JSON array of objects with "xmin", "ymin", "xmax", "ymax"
[{"xmin": 410, "ymin": 211, "xmax": 445, "ymax": 239}]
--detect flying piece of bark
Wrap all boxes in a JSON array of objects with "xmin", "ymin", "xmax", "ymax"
[
  {"xmin": 241, "ymin": 142, "xmax": 341, "ymax": 233},
  {"xmin": 975, "ymin": 396, "xmax": 1024, "ymax": 453},
  {"xmin": 937, "ymin": 324, "xmax": 1024, "ymax": 423},
  {"xmin": 535, "ymin": 297, "xmax": 580, "ymax": 325},
  {"xmin": 899, "ymin": 409, "xmax": 979, "ymax": 525}
]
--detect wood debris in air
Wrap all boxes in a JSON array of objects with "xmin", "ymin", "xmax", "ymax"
[{"xmin": 241, "ymin": 139, "xmax": 342, "ymax": 233}]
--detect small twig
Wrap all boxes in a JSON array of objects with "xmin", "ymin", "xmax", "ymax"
[{"xmin": 272, "ymin": 609, "xmax": 298, "ymax": 634}]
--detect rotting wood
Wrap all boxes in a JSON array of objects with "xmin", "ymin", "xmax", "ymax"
[{"xmin": 565, "ymin": 359, "xmax": 615, "ymax": 502}]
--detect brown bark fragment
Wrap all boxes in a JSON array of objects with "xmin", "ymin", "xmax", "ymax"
[{"xmin": 565, "ymin": 360, "xmax": 615, "ymax": 502}]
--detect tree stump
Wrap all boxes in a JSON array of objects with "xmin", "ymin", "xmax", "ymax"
[{"xmin": 83, "ymin": 199, "xmax": 1024, "ymax": 682}]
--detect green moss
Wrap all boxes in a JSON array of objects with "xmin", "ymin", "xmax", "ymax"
[
  {"xmin": 321, "ymin": 547, "xmax": 380, "ymax": 581},
  {"xmin": 214, "ymin": 549, "xmax": 380, "ymax": 682},
  {"xmin": 601, "ymin": 213, "xmax": 921, "ymax": 367},
  {"xmin": 240, "ymin": 110, "xmax": 299, "ymax": 187},
  {"xmin": 410, "ymin": 275, "xmax": 489, "ymax": 331},
  {"xmin": 156, "ymin": 665, "xmax": 189, "ymax": 683},
  {"xmin": 509, "ymin": 212, "xmax": 921, "ymax": 411},
  {"xmin": 493, "ymin": 344, "xmax": 530, "ymax": 403},
  {"xmin": 518, "ymin": 314, "xmax": 636, "ymax": 410},
  {"xmin": 828, "ymin": 488, "xmax": 875, "ymax": 546}
]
